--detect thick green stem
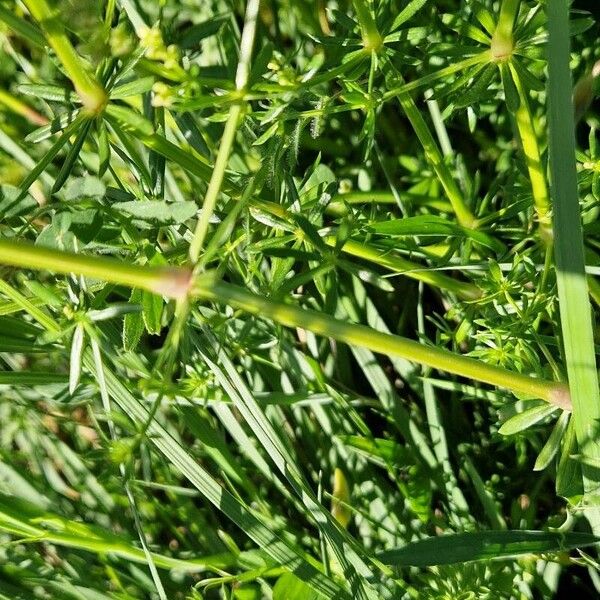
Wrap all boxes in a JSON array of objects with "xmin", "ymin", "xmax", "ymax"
[
  {"xmin": 188, "ymin": 102, "xmax": 243, "ymax": 262},
  {"xmin": 494, "ymin": 0, "xmax": 552, "ymax": 241},
  {"xmin": 0, "ymin": 239, "xmax": 191, "ymax": 300},
  {"xmin": 21, "ymin": 0, "xmax": 106, "ymax": 114},
  {"xmin": 0, "ymin": 239, "xmax": 568, "ymax": 408},
  {"xmin": 509, "ymin": 64, "xmax": 553, "ymax": 242},
  {"xmin": 193, "ymin": 279, "xmax": 570, "ymax": 409},
  {"xmin": 352, "ymin": 0, "xmax": 383, "ymax": 52}
]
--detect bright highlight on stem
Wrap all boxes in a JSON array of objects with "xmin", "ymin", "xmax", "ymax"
[{"xmin": 0, "ymin": 238, "xmax": 569, "ymax": 409}]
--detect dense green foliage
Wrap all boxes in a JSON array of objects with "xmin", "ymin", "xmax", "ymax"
[{"xmin": 1, "ymin": 0, "xmax": 600, "ymax": 597}]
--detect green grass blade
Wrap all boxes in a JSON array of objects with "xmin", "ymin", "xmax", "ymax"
[
  {"xmin": 378, "ymin": 530, "xmax": 600, "ymax": 567},
  {"xmin": 546, "ymin": 0, "xmax": 600, "ymax": 523}
]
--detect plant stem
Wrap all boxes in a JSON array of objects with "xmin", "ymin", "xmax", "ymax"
[
  {"xmin": 547, "ymin": 0, "xmax": 600, "ymax": 527},
  {"xmin": 193, "ymin": 279, "xmax": 570, "ymax": 409},
  {"xmin": 382, "ymin": 52, "xmax": 491, "ymax": 102},
  {"xmin": 188, "ymin": 0, "xmax": 260, "ymax": 264},
  {"xmin": 352, "ymin": 0, "xmax": 383, "ymax": 52},
  {"xmin": 0, "ymin": 239, "xmax": 568, "ymax": 408},
  {"xmin": 389, "ymin": 67, "xmax": 477, "ymax": 228},
  {"xmin": 20, "ymin": 0, "xmax": 106, "ymax": 114},
  {"xmin": 325, "ymin": 237, "xmax": 482, "ymax": 300},
  {"xmin": 0, "ymin": 87, "xmax": 48, "ymax": 125},
  {"xmin": 494, "ymin": 0, "xmax": 552, "ymax": 241},
  {"xmin": 509, "ymin": 64, "xmax": 553, "ymax": 242},
  {"xmin": 106, "ymin": 100, "xmax": 480, "ymax": 295},
  {"xmin": 0, "ymin": 239, "xmax": 191, "ymax": 300}
]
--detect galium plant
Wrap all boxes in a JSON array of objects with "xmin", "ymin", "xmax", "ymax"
[{"xmin": 1, "ymin": 0, "xmax": 600, "ymax": 598}]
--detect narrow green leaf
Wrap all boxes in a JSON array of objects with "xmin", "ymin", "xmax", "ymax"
[
  {"xmin": 498, "ymin": 403, "xmax": 558, "ymax": 436},
  {"xmin": 0, "ymin": 371, "xmax": 69, "ymax": 386},
  {"xmin": 87, "ymin": 350, "xmax": 347, "ymax": 599},
  {"xmin": 110, "ymin": 77, "xmax": 155, "ymax": 99},
  {"xmin": 556, "ymin": 419, "xmax": 583, "ymax": 501},
  {"xmin": 105, "ymin": 104, "xmax": 155, "ymax": 137},
  {"xmin": 97, "ymin": 119, "xmax": 110, "ymax": 176},
  {"xmin": 378, "ymin": 530, "xmax": 600, "ymax": 567},
  {"xmin": 390, "ymin": 0, "xmax": 429, "ymax": 32},
  {"xmin": 370, "ymin": 215, "xmax": 505, "ymax": 253},
  {"xmin": 534, "ymin": 411, "xmax": 570, "ymax": 471},
  {"xmin": 69, "ymin": 324, "xmax": 85, "ymax": 394},
  {"xmin": 273, "ymin": 573, "xmax": 321, "ymax": 600},
  {"xmin": 547, "ymin": 0, "xmax": 600, "ymax": 528},
  {"xmin": 52, "ymin": 119, "xmax": 93, "ymax": 194},
  {"xmin": 501, "ymin": 62, "xmax": 520, "ymax": 112},
  {"xmin": 141, "ymin": 290, "xmax": 163, "ymax": 335},
  {"xmin": 123, "ymin": 289, "xmax": 144, "ymax": 351},
  {"xmin": 18, "ymin": 113, "xmax": 86, "ymax": 197}
]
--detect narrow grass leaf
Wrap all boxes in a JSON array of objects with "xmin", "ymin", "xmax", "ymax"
[
  {"xmin": 378, "ymin": 530, "xmax": 600, "ymax": 567},
  {"xmin": 534, "ymin": 411, "xmax": 570, "ymax": 472},
  {"xmin": 498, "ymin": 404, "xmax": 558, "ymax": 436},
  {"xmin": 547, "ymin": 0, "xmax": 600, "ymax": 528}
]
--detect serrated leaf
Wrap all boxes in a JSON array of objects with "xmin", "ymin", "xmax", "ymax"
[
  {"xmin": 389, "ymin": 0, "xmax": 429, "ymax": 32},
  {"xmin": 556, "ymin": 419, "xmax": 583, "ymax": 501},
  {"xmin": 17, "ymin": 83, "xmax": 77, "ymax": 103},
  {"xmin": 142, "ymin": 290, "xmax": 163, "ymax": 335},
  {"xmin": 455, "ymin": 63, "xmax": 497, "ymax": 109},
  {"xmin": 105, "ymin": 104, "xmax": 155, "ymax": 137},
  {"xmin": 18, "ymin": 113, "xmax": 86, "ymax": 198},
  {"xmin": 97, "ymin": 119, "xmax": 110, "ymax": 176},
  {"xmin": 52, "ymin": 119, "xmax": 93, "ymax": 194},
  {"xmin": 371, "ymin": 215, "xmax": 505, "ymax": 253},
  {"xmin": 511, "ymin": 57, "xmax": 545, "ymax": 92},
  {"xmin": 25, "ymin": 111, "xmax": 81, "ymax": 143}
]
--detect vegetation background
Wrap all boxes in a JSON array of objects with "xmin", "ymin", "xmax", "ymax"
[{"xmin": 1, "ymin": 0, "xmax": 600, "ymax": 598}]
